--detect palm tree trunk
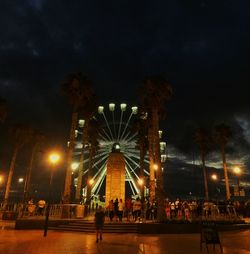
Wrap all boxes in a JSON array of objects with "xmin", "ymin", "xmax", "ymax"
[
  {"xmin": 75, "ymin": 120, "xmax": 89, "ymax": 202},
  {"xmin": 63, "ymin": 110, "xmax": 78, "ymax": 203},
  {"xmin": 139, "ymin": 143, "xmax": 145, "ymax": 200},
  {"xmin": 221, "ymin": 146, "xmax": 230, "ymax": 200},
  {"xmin": 3, "ymin": 145, "xmax": 19, "ymax": 207},
  {"xmin": 75, "ymin": 152, "xmax": 84, "ymax": 202},
  {"xmin": 152, "ymin": 109, "xmax": 166, "ymax": 222},
  {"xmin": 23, "ymin": 144, "xmax": 37, "ymax": 203},
  {"xmin": 148, "ymin": 119, "xmax": 155, "ymax": 203},
  {"xmin": 86, "ymin": 147, "xmax": 94, "ymax": 205},
  {"xmin": 202, "ymin": 153, "xmax": 209, "ymax": 201}
]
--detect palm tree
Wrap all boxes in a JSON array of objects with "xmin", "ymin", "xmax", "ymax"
[
  {"xmin": 139, "ymin": 76, "xmax": 172, "ymax": 221},
  {"xmin": 213, "ymin": 124, "xmax": 232, "ymax": 200},
  {"xmin": 0, "ymin": 97, "xmax": 7, "ymax": 123},
  {"xmin": 23, "ymin": 132, "xmax": 45, "ymax": 203},
  {"xmin": 61, "ymin": 72, "xmax": 92, "ymax": 203},
  {"xmin": 134, "ymin": 109, "xmax": 149, "ymax": 200},
  {"xmin": 75, "ymin": 82, "xmax": 97, "ymax": 202},
  {"xmin": 85, "ymin": 118, "xmax": 99, "ymax": 205},
  {"xmin": 194, "ymin": 128, "xmax": 211, "ymax": 201},
  {"xmin": 3, "ymin": 125, "xmax": 33, "ymax": 207}
]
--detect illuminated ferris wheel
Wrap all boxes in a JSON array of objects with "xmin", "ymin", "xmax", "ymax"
[{"xmin": 73, "ymin": 103, "xmax": 167, "ymax": 200}]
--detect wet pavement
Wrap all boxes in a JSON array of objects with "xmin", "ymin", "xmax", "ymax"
[{"xmin": 0, "ymin": 226, "xmax": 249, "ymax": 254}]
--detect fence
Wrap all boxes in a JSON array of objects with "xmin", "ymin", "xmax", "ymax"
[{"xmin": 0, "ymin": 203, "xmax": 88, "ymax": 219}]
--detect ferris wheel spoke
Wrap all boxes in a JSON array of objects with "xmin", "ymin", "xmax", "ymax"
[
  {"xmin": 144, "ymin": 169, "xmax": 150, "ymax": 176},
  {"xmin": 101, "ymin": 128, "xmax": 112, "ymax": 142},
  {"xmin": 93, "ymin": 154, "xmax": 109, "ymax": 168},
  {"xmin": 119, "ymin": 111, "xmax": 133, "ymax": 140},
  {"xmin": 124, "ymin": 154, "xmax": 140, "ymax": 168},
  {"xmin": 92, "ymin": 165, "xmax": 107, "ymax": 194},
  {"xmin": 93, "ymin": 157, "xmax": 108, "ymax": 177},
  {"xmin": 125, "ymin": 132, "xmax": 138, "ymax": 143},
  {"xmin": 126, "ymin": 168, "xmax": 136, "ymax": 196},
  {"xmin": 93, "ymin": 167, "xmax": 107, "ymax": 195},
  {"xmin": 93, "ymin": 150, "xmax": 109, "ymax": 157},
  {"xmin": 99, "ymin": 132, "xmax": 111, "ymax": 143},
  {"xmin": 125, "ymin": 152, "xmax": 141, "ymax": 161},
  {"xmin": 117, "ymin": 110, "xmax": 124, "ymax": 140},
  {"xmin": 112, "ymin": 111, "xmax": 117, "ymax": 139},
  {"xmin": 120, "ymin": 131, "xmax": 131, "ymax": 143},
  {"xmin": 102, "ymin": 112, "xmax": 114, "ymax": 140},
  {"xmin": 125, "ymin": 166, "xmax": 140, "ymax": 194},
  {"xmin": 125, "ymin": 159, "xmax": 139, "ymax": 179}
]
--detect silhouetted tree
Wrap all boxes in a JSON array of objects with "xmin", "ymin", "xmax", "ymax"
[
  {"xmin": 86, "ymin": 118, "xmax": 99, "ymax": 204},
  {"xmin": 139, "ymin": 75, "xmax": 172, "ymax": 221},
  {"xmin": 61, "ymin": 72, "xmax": 93, "ymax": 203},
  {"xmin": 194, "ymin": 128, "xmax": 211, "ymax": 201},
  {"xmin": 134, "ymin": 109, "xmax": 149, "ymax": 200},
  {"xmin": 213, "ymin": 124, "xmax": 232, "ymax": 200},
  {"xmin": 75, "ymin": 83, "xmax": 97, "ymax": 202},
  {"xmin": 3, "ymin": 125, "xmax": 33, "ymax": 206},
  {"xmin": 23, "ymin": 131, "xmax": 45, "ymax": 203}
]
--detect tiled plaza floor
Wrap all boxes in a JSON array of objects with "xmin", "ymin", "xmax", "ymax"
[{"xmin": 0, "ymin": 227, "xmax": 249, "ymax": 254}]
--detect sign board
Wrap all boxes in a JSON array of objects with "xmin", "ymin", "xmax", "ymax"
[{"xmin": 200, "ymin": 222, "xmax": 223, "ymax": 253}]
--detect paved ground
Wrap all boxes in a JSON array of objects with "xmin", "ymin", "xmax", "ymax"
[{"xmin": 0, "ymin": 226, "xmax": 249, "ymax": 254}]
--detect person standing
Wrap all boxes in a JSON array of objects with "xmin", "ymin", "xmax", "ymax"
[
  {"xmin": 94, "ymin": 206, "xmax": 105, "ymax": 243},
  {"xmin": 118, "ymin": 198, "xmax": 124, "ymax": 222}
]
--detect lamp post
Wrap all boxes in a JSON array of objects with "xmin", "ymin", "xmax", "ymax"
[
  {"xmin": 211, "ymin": 174, "xmax": 219, "ymax": 200},
  {"xmin": 233, "ymin": 166, "xmax": 241, "ymax": 196},
  {"xmin": 44, "ymin": 152, "xmax": 60, "ymax": 237}
]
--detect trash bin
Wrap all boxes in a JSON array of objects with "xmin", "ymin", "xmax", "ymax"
[{"xmin": 76, "ymin": 205, "xmax": 84, "ymax": 218}]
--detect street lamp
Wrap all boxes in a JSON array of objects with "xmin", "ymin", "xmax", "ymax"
[
  {"xmin": 18, "ymin": 177, "xmax": 24, "ymax": 183},
  {"xmin": 210, "ymin": 174, "xmax": 220, "ymax": 200},
  {"xmin": 211, "ymin": 174, "xmax": 218, "ymax": 181},
  {"xmin": 71, "ymin": 162, "xmax": 79, "ymax": 172},
  {"xmin": 233, "ymin": 166, "xmax": 241, "ymax": 196},
  {"xmin": 89, "ymin": 178, "xmax": 94, "ymax": 186},
  {"xmin": 44, "ymin": 151, "xmax": 61, "ymax": 237}
]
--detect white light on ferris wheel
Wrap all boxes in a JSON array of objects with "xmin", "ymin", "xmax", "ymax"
[
  {"xmin": 132, "ymin": 106, "xmax": 138, "ymax": 114},
  {"xmin": 160, "ymin": 142, "xmax": 166, "ymax": 150},
  {"xmin": 159, "ymin": 130, "xmax": 163, "ymax": 138},
  {"xmin": 109, "ymin": 103, "xmax": 115, "ymax": 111},
  {"xmin": 78, "ymin": 119, "xmax": 85, "ymax": 128},
  {"xmin": 98, "ymin": 106, "xmax": 104, "ymax": 114},
  {"xmin": 120, "ymin": 103, "xmax": 127, "ymax": 111}
]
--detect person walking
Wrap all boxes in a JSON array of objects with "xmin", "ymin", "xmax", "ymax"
[{"xmin": 94, "ymin": 206, "xmax": 105, "ymax": 243}]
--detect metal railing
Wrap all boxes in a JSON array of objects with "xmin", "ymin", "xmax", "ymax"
[{"xmin": 0, "ymin": 203, "xmax": 88, "ymax": 219}]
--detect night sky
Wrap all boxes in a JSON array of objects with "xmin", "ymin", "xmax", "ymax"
[{"xmin": 0, "ymin": 0, "xmax": 250, "ymax": 200}]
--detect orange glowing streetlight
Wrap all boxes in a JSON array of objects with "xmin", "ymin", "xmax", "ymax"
[
  {"xmin": 0, "ymin": 175, "xmax": 4, "ymax": 184},
  {"xmin": 233, "ymin": 166, "xmax": 241, "ymax": 175},
  {"xmin": 89, "ymin": 178, "xmax": 94, "ymax": 186},
  {"xmin": 153, "ymin": 164, "xmax": 158, "ymax": 171},
  {"xmin": 211, "ymin": 174, "xmax": 218, "ymax": 181},
  {"xmin": 138, "ymin": 178, "xmax": 144, "ymax": 186},
  {"xmin": 49, "ymin": 153, "xmax": 60, "ymax": 165}
]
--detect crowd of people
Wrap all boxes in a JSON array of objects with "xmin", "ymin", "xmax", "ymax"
[
  {"xmin": 96, "ymin": 197, "xmax": 250, "ymax": 222},
  {"xmin": 26, "ymin": 198, "xmax": 46, "ymax": 216}
]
